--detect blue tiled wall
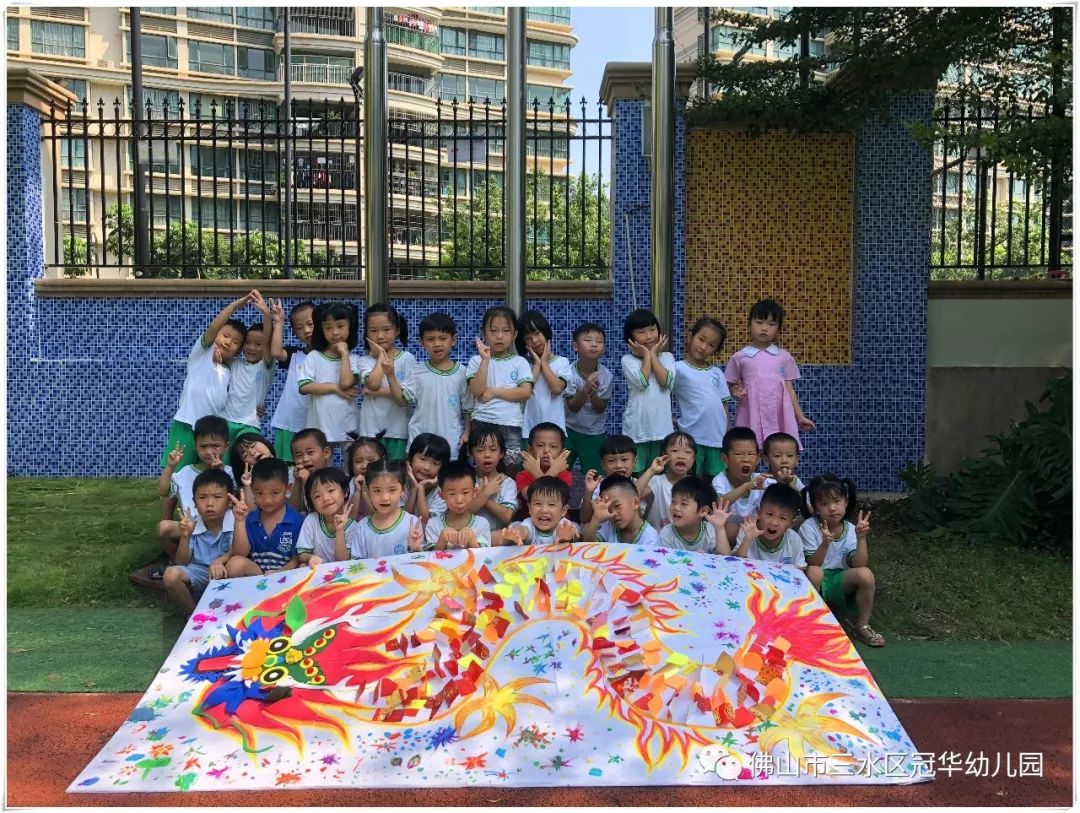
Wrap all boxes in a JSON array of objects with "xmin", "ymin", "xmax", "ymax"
[{"xmin": 8, "ymin": 93, "xmax": 930, "ymax": 489}]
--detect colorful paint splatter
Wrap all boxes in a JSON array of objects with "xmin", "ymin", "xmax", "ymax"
[{"xmin": 71, "ymin": 545, "xmax": 928, "ymax": 791}]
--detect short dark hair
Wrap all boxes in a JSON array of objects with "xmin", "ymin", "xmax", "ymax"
[
  {"xmin": 528, "ymin": 475, "xmax": 570, "ymax": 506},
  {"xmin": 193, "ymin": 415, "xmax": 229, "ymax": 443},
  {"xmin": 247, "ymin": 321, "xmax": 267, "ymax": 335},
  {"xmin": 366, "ymin": 459, "xmax": 406, "ymax": 487},
  {"xmin": 408, "ymin": 433, "xmax": 452, "ymax": 466},
  {"xmin": 289, "ymin": 301, "xmax": 315, "ymax": 321},
  {"xmin": 516, "ymin": 309, "xmax": 553, "ymax": 357},
  {"xmin": 670, "ymin": 475, "xmax": 716, "ymax": 510},
  {"xmin": 229, "ymin": 432, "xmax": 275, "ymax": 482},
  {"xmin": 292, "ymin": 427, "xmax": 329, "ymax": 449},
  {"xmin": 223, "ymin": 318, "xmax": 248, "ymax": 345},
  {"xmin": 528, "ymin": 422, "xmax": 566, "ymax": 447},
  {"xmin": 467, "ymin": 422, "xmax": 506, "ymax": 454},
  {"xmin": 662, "ymin": 430, "xmax": 697, "ymax": 454},
  {"xmin": 764, "ymin": 432, "xmax": 799, "ymax": 455},
  {"xmin": 346, "ymin": 436, "xmax": 387, "ymax": 477},
  {"xmin": 804, "ymin": 473, "xmax": 858, "ymax": 521},
  {"xmin": 623, "ymin": 309, "xmax": 660, "ymax": 342},
  {"xmin": 760, "ymin": 483, "xmax": 802, "ymax": 516},
  {"xmin": 748, "ymin": 298, "xmax": 785, "ymax": 329},
  {"xmin": 364, "ymin": 302, "xmax": 408, "ymax": 344},
  {"xmin": 419, "ymin": 311, "xmax": 457, "ymax": 337},
  {"xmin": 599, "ymin": 434, "xmax": 637, "ymax": 459},
  {"xmin": 689, "ymin": 316, "xmax": 726, "ymax": 349},
  {"xmin": 598, "ymin": 473, "xmax": 638, "ymax": 500},
  {"xmin": 304, "ymin": 466, "xmax": 351, "ymax": 508},
  {"xmin": 311, "ymin": 302, "xmax": 359, "ymax": 352},
  {"xmin": 251, "ymin": 457, "xmax": 289, "ymax": 486},
  {"xmin": 438, "ymin": 459, "xmax": 477, "ymax": 489},
  {"xmin": 721, "ymin": 426, "xmax": 759, "ymax": 453},
  {"xmin": 572, "ymin": 321, "xmax": 605, "ymax": 342},
  {"xmin": 481, "ymin": 305, "xmax": 518, "ymax": 334},
  {"xmin": 193, "ymin": 467, "xmax": 234, "ymax": 495}
]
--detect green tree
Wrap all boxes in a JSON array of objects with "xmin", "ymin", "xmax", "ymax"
[
  {"xmin": 230, "ymin": 232, "xmax": 318, "ymax": 279},
  {"xmin": 692, "ymin": 8, "xmax": 1071, "ymax": 181},
  {"xmin": 438, "ymin": 171, "xmax": 610, "ymax": 281},
  {"xmin": 104, "ymin": 203, "xmax": 134, "ymax": 260},
  {"xmin": 62, "ymin": 235, "xmax": 91, "ymax": 277}
]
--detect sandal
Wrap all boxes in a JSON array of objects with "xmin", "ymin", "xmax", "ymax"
[{"xmin": 856, "ymin": 624, "xmax": 885, "ymax": 647}]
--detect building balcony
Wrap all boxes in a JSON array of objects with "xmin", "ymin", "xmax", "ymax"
[
  {"xmin": 388, "ymin": 71, "xmax": 435, "ymax": 97},
  {"xmin": 286, "ymin": 63, "xmax": 353, "ymax": 85},
  {"xmin": 384, "ymin": 23, "xmax": 440, "ymax": 54},
  {"xmin": 286, "ymin": 11, "xmax": 356, "ymax": 38}
]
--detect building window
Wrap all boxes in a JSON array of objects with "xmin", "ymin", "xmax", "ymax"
[
  {"xmin": 191, "ymin": 145, "xmax": 235, "ymax": 178},
  {"xmin": 438, "ymin": 73, "xmax": 468, "ymax": 101},
  {"xmin": 441, "ymin": 26, "xmax": 466, "ymax": 56},
  {"xmin": 240, "ymin": 149, "xmax": 276, "ymax": 183},
  {"xmin": 470, "ymin": 77, "xmax": 505, "ymax": 104},
  {"xmin": 193, "ymin": 198, "xmax": 235, "ymax": 229},
  {"xmin": 526, "ymin": 84, "xmax": 571, "ymax": 107},
  {"xmin": 186, "ymin": 7, "xmax": 233, "ymax": 24},
  {"xmin": 30, "ymin": 21, "xmax": 85, "ymax": 57},
  {"xmin": 238, "ymin": 46, "xmax": 276, "ymax": 80},
  {"xmin": 144, "ymin": 7, "xmax": 178, "ymax": 15},
  {"xmin": 189, "ymin": 40, "xmax": 235, "ymax": 76},
  {"xmin": 468, "ymin": 31, "xmax": 504, "ymax": 61},
  {"xmin": 127, "ymin": 86, "xmax": 181, "ymax": 116},
  {"xmin": 711, "ymin": 25, "xmax": 765, "ymax": 56},
  {"xmin": 60, "ymin": 138, "xmax": 86, "ymax": 169},
  {"xmin": 51, "ymin": 76, "xmax": 88, "ymax": 105},
  {"xmin": 125, "ymin": 32, "xmax": 178, "ymax": 68},
  {"xmin": 151, "ymin": 197, "xmax": 183, "ymax": 227},
  {"xmin": 7, "ymin": 16, "xmax": 19, "ymax": 51},
  {"xmin": 526, "ymin": 7, "xmax": 570, "ymax": 24},
  {"xmin": 235, "ymin": 7, "xmax": 275, "ymax": 30},
  {"xmin": 241, "ymin": 201, "xmax": 279, "ymax": 233},
  {"xmin": 527, "ymin": 39, "xmax": 570, "ymax": 69},
  {"xmin": 473, "ymin": 6, "xmax": 505, "ymax": 15},
  {"xmin": 61, "ymin": 188, "xmax": 88, "ymax": 222}
]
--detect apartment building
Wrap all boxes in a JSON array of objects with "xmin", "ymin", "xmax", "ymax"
[{"xmin": 7, "ymin": 6, "xmax": 576, "ymax": 276}]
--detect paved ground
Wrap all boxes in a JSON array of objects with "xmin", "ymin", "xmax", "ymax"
[{"xmin": 7, "ymin": 693, "xmax": 1071, "ymax": 806}]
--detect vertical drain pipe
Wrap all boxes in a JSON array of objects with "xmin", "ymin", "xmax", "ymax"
[{"xmin": 650, "ymin": 8, "xmax": 675, "ymax": 336}]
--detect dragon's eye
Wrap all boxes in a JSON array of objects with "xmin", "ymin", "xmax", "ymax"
[
  {"xmin": 267, "ymin": 637, "xmax": 290, "ymax": 654},
  {"xmin": 260, "ymin": 666, "xmax": 288, "ymax": 684}
]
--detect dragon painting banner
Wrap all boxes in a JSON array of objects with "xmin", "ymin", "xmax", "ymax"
[{"xmin": 71, "ymin": 544, "xmax": 930, "ymax": 791}]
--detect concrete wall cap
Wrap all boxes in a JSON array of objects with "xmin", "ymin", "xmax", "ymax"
[
  {"xmin": 600, "ymin": 61, "xmax": 698, "ymax": 111},
  {"xmin": 7, "ymin": 67, "xmax": 77, "ymax": 118}
]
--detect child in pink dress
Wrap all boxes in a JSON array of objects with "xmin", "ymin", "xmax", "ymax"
[{"xmin": 725, "ymin": 299, "xmax": 815, "ymax": 449}]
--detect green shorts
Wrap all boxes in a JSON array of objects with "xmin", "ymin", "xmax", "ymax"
[
  {"xmin": 566, "ymin": 428, "xmax": 605, "ymax": 473},
  {"xmin": 274, "ymin": 428, "xmax": 296, "ymax": 461},
  {"xmin": 634, "ymin": 440, "xmax": 664, "ymax": 475},
  {"xmin": 695, "ymin": 445, "xmax": 726, "ymax": 479},
  {"xmin": 160, "ymin": 420, "xmax": 198, "ymax": 469},
  {"xmin": 383, "ymin": 437, "xmax": 408, "ymax": 462},
  {"xmin": 227, "ymin": 421, "xmax": 260, "ymax": 447},
  {"xmin": 821, "ymin": 568, "xmax": 858, "ymax": 615}
]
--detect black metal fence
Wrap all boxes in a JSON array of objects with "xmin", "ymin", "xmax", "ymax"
[
  {"xmin": 44, "ymin": 93, "xmax": 611, "ymax": 281},
  {"xmin": 930, "ymin": 100, "xmax": 1072, "ymax": 281}
]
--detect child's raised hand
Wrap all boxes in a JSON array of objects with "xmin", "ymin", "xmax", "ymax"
[
  {"xmin": 775, "ymin": 466, "xmax": 794, "ymax": 485},
  {"xmin": 209, "ymin": 559, "xmax": 228, "ymax": 581},
  {"xmin": 818, "ymin": 518, "xmax": 835, "ymax": 545},
  {"xmin": 338, "ymin": 384, "xmax": 360, "ymax": 401},
  {"xmin": 457, "ymin": 527, "xmax": 478, "ymax": 549},
  {"xmin": 477, "ymin": 388, "xmax": 494, "ymax": 403},
  {"xmin": 855, "ymin": 509, "xmax": 872, "ymax": 539},
  {"xmin": 750, "ymin": 473, "xmax": 768, "ymax": 490},
  {"xmin": 502, "ymin": 524, "xmax": 527, "ymax": 546},
  {"xmin": 739, "ymin": 514, "xmax": 759, "ymax": 544},
  {"xmin": 269, "ymin": 298, "xmax": 285, "ymax": 324},
  {"xmin": 241, "ymin": 470, "xmax": 253, "ymax": 489},
  {"xmin": 178, "ymin": 508, "xmax": 197, "ymax": 538},
  {"xmin": 626, "ymin": 339, "xmax": 646, "ymax": 359},
  {"xmin": 520, "ymin": 451, "xmax": 542, "ymax": 478},
  {"xmin": 649, "ymin": 454, "xmax": 669, "ymax": 476},
  {"xmin": 481, "ymin": 473, "xmax": 505, "ymax": 498},
  {"xmin": 418, "ymin": 477, "xmax": 438, "ymax": 491},
  {"xmin": 437, "ymin": 527, "xmax": 459, "ymax": 550},
  {"xmin": 228, "ymin": 492, "xmax": 250, "ymax": 522},
  {"xmin": 231, "ymin": 291, "xmax": 254, "ymax": 310},
  {"xmin": 708, "ymin": 499, "xmax": 733, "ymax": 530},
  {"xmin": 250, "ymin": 289, "xmax": 269, "ymax": 313},
  {"xmin": 585, "ymin": 371, "xmax": 601, "ymax": 391},
  {"xmin": 333, "ymin": 511, "xmax": 350, "ymax": 533},
  {"xmin": 166, "ymin": 442, "xmax": 185, "ymax": 468},
  {"xmin": 404, "ymin": 462, "xmax": 419, "ymax": 487},
  {"xmin": 554, "ymin": 520, "xmax": 579, "ymax": 543},
  {"xmin": 548, "ymin": 449, "xmax": 571, "ymax": 476},
  {"xmin": 212, "ymin": 344, "xmax": 224, "ymax": 365},
  {"xmin": 797, "ymin": 414, "xmax": 817, "ymax": 432},
  {"xmin": 205, "ymin": 449, "xmax": 223, "ymax": 470},
  {"xmin": 407, "ymin": 517, "xmax": 423, "ymax": 552},
  {"xmin": 653, "ymin": 334, "xmax": 669, "ymax": 354},
  {"xmin": 295, "ymin": 465, "xmax": 312, "ymax": 486},
  {"xmin": 307, "ymin": 555, "xmax": 324, "ymax": 569},
  {"xmin": 591, "ymin": 494, "xmax": 613, "ymax": 523},
  {"xmin": 475, "ymin": 336, "xmax": 492, "ymax": 360},
  {"xmin": 584, "ymin": 469, "xmax": 601, "ymax": 494},
  {"xmin": 730, "ymin": 382, "xmax": 747, "ymax": 402}
]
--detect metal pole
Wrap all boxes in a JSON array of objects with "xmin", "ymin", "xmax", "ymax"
[
  {"xmin": 282, "ymin": 7, "xmax": 293, "ymax": 278},
  {"xmin": 130, "ymin": 8, "xmax": 150, "ymax": 273},
  {"xmin": 364, "ymin": 7, "xmax": 388, "ymax": 302},
  {"xmin": 701, "ymin": 7, "xmax": 710, "ymax": 99},
  {"xmin": 504, "ymin": 7, "xmax": 527, "ymax": 314},
  {"xmin": 1047, "ymin": 7, "xmax": 1065, "ymax": 274},
  {"xmin": 650, "ymin": 7, "xmax": 674, "ymax": 337}
]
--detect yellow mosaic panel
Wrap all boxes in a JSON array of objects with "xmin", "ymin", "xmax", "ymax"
[{"xmin": 685, "ymin": 129, "xmax": 854, "ymax": 365}]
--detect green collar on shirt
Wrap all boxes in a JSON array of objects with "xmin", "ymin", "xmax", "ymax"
[
  {"xmin": 672, "ymin": 522, "xmax": 706, "ymax": 547},
  {"xmin": 319, "ymin": 516, "xmax": 354, "ymax": 537},
  {"xmin": 367, "ymin": 508, "xmax": 405, "ymax": 534},
  {"xmin": 682, "ymin": 360, "xmax": 711, "ymax": 371},
  {"xmin": 425, "ymin": 360, "xmax": 459, "ymax": 375}
]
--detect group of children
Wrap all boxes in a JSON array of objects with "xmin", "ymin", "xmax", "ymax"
[{"xmin": 155, "ymin": 291, "xmax": 884, "ymax": 648}]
